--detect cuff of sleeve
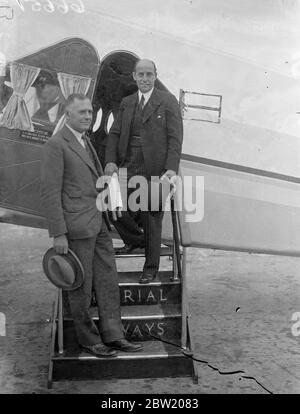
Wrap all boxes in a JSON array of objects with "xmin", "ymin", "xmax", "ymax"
[
  {"xmin": 165, "ymin": 161, "xmax": 179, "ymax": 174},
  {"xmin": 48, "ymin": 221, "xmax": 67, "ymax": 238}
]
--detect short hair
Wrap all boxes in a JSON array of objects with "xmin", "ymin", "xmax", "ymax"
[
  {"xmin": 65, "ymin": 93, "xmax": 90, "ymax": 111},
  {"xmin": 133, "ymin": 59, "xmax": 157, "ymax": 76}
]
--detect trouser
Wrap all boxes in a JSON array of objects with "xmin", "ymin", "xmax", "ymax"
[
  {"xmin": 67, "ymin": 221, "xmax": 124, "ymax": 346},
  {"xmin": 114, "ymin": 140, "xmax": 164, "ymax": 274},
  {"xmin": 108, "ymin": 209, "xmax": 145, "ymax": 247},
  {"xmin": 141, "ymin": 209, "xmax": 164, "ymax": 274}
]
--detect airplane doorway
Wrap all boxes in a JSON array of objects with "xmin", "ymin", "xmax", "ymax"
[{"xmin": 91, "ymin": 51, "xmax": 168, "ymax": 165}]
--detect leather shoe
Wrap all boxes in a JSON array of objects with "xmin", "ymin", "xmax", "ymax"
[
  {"xmin": 81, "ymin": 343, "xmax": 117, "ymax": 358},
  {"xmin": 106, "ymin": 338, "xmax": 143, "ymax": 352},
  {"xmin": 139, "ymin": 271, "xmax": 158, "ymax": 284},
  {"xmin": 114, "ymin": 244, "xmax": 131, "ymax": 255},
  {"xmin": 115, "ymin": 244, "xmax": 145, "ymax": 255}
]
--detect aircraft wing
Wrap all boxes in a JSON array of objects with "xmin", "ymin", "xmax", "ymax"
[{"xmin": 162, "ymin": 158, "xmax": 300, "ymax": 256}]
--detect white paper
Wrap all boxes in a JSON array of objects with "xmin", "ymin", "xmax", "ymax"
[{"xmin": 108, "ymin": 172, "xmax": 123, "ymax": 210}]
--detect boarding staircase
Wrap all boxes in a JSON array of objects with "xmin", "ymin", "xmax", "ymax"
[{"xmin": 47, "ymin": 200, "xmax": 198, "ymax": 387}]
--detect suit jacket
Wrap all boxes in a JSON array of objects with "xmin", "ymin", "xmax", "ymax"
[
  {"xmin": 105, "ymin": 88, "xmax": 183, "ymax": 178},
  {"xmin": 41, "ymin": 125, "xmax": 105, "ymax": 239}
]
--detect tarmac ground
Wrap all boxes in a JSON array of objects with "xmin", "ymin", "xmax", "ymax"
[{"xmin": 0, "ymin": 224, "xmax": 300, "ymax": 394}]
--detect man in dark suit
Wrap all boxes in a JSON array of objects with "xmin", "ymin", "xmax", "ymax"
[
  {"xmin": 41, "ymin": 93, "xmax": 142, "ymax": 357},
  {"xmin": 105, "ymin": 59, "xmax": 183, "ymax": 284}
]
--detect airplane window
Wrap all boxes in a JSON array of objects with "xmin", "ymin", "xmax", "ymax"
[
  {"xmin": 29, "ymin": 70, "xmax": 65, "ymax": 134},
  {"xmin": 0, "ymin": 67, "xmax": 65, "ymax": 137},
  {"xmin": 106, "ymin": 110, "xmax": 115, "ymax": 134},
  {"xmin": 92, "ymin": 108, "xmax": 102, "ymax": 132},
  {"xmin": 180, "ymin": 89, "xmax": 222, "ymax": 124}
]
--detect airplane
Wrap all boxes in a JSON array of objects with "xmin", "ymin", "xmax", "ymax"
[
  {"xmin": 0, "ymin": 0, "xmax": 300, "ymax": 384},
  {"xmin": 0, "ymin": 0, "xmax": 299, "ymax": 255}
]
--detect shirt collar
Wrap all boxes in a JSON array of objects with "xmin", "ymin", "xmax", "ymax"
[
  {"xmin": 138, "ymin": 87, "xmax": 154, "ymax": 105},
  {"xmin": 66, "ymin": 124, "xmax": 85, "ymax": 144}
]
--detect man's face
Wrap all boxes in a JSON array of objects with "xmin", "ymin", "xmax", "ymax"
[
  {"xmin": 66, "ymin": 98, "xmax": 93, "ymax": 133},
  {"xmin": 133, "ymin": 60, "xmax": 157, "ymax": 93}
]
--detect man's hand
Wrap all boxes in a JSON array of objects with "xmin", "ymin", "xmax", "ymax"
[
  {"xmin": 161, "ymin": 170, "xmax": 177, "ymax": 198},
  {"xmin": 104, "ymin": 162, "xmax": 118, "ymax": 176},
  {"xmin": 111, "ymin": 207, "xmax": 122, "ymax": 221},
  {"xmin": 53, "ymin": 234, "xmax": 68, "ymax": 255},
  {"xmin": 163, "ymin": 169, "xmax": 176, "ymax": 180}
]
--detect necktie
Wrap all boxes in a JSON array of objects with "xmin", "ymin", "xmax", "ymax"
[{"xmin": 139, "ymin": 94, "xmax": 145, "ymax": 111}]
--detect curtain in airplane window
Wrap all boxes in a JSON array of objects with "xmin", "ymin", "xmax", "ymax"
[
  {"xmin": 0, "ymin": 62, "xmax": 40, "ymax": 130},
  {"xmin": 52, "ymin": 73, "xmax": 92, "ymax": 135}
]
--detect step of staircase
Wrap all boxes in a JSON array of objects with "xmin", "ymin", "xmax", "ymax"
[
  {"xmin": 51, "ymin": 338, "xmax": 194, "ymax": 381},
  {"xmin": 63, "ymin": 271, "xmax": 180, "ymax": 310},
  {"xmin": 123, "ymin": 303, "xmax": 182, "ymax": 343},
  {"xmin": 118, "ymin": 270, "xmax": 175, "ymax": 282},
  {"xmin": 63, "ymin": 304, "xmax": 182, "ymax": 343},
  {"xmin": 48, "ymin": 242, "xmax": 198, "ymax": 387},
  {"xmin": 114, "ymin": 245, "xmax": 176, "ymax": 258},
  {"xmin": 118, "ymin": 270, "xmax": 181, "ymax": 306}
]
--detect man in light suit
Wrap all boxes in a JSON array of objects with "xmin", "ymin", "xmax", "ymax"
[
  {"xmin": 41, "ymin": 93, "xmax": 142, "ymax": 357},
  {"xmin": 105, "ymin": 59, "xmax": 183, "ymax": 284}
]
